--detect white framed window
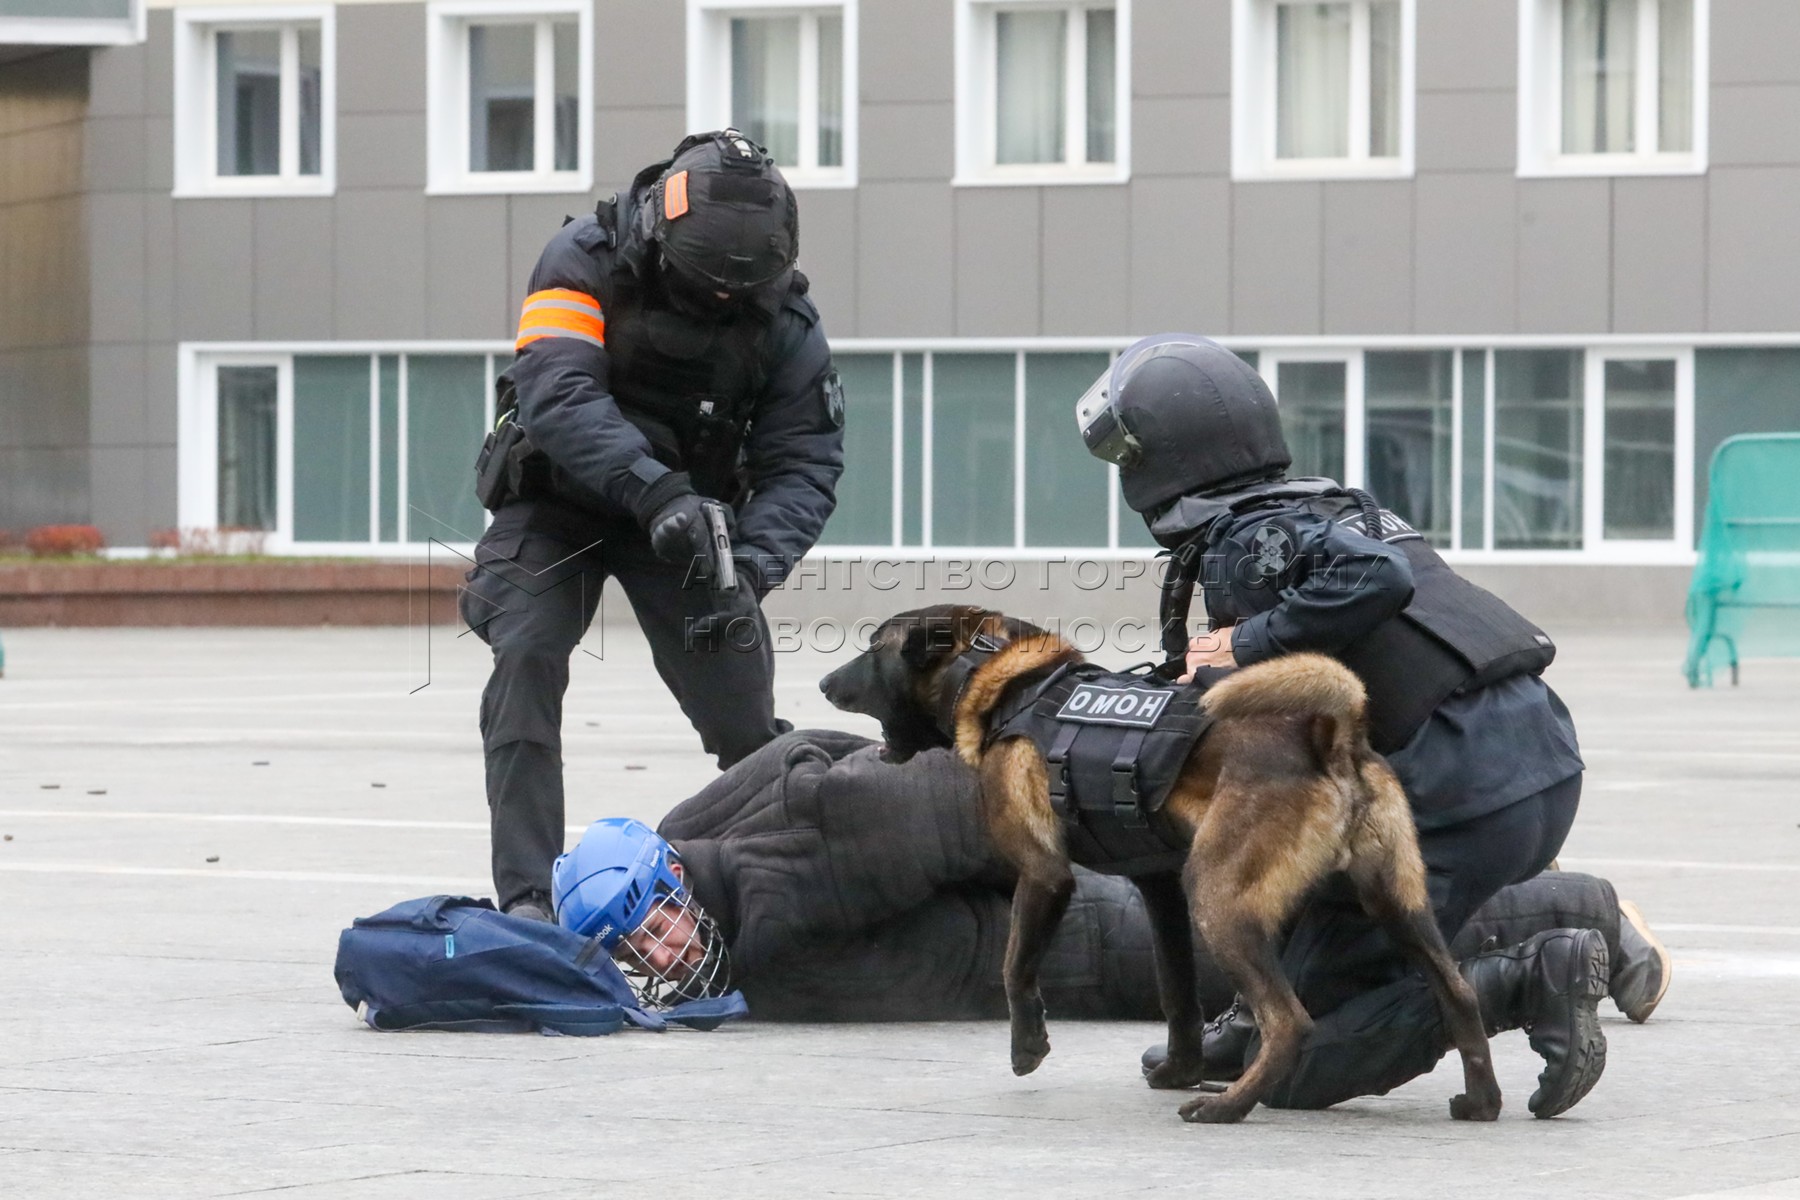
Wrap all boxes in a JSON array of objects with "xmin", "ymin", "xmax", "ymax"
[
  {"xmin": 954, "ymin": 0, "xmax": 1130, "ymax": 186},
  {"xmin": 687, "ymin": 0, "xmax": 858, "ymax": 188},
  {"xmin": 0, "ymin": 0, "xmax": 145, "ymax": 46},
  {"xmin": 182, "ymin": 353, "xmax": 292, "ymax": 548},
  {"xmin": 177, "ymin": 336, "xmax": 1708, "ymax": 565},
  {"xmin": 1242, "ymin": 344, "xmax": 1696, "ymax": 558},
  {"xmin": 1583, "ymin": 347, "xmax": 1694, "ymax": 553},
  {"xmin": 1519, "ymin": 0, "xmax": 1708, "ymax": 177},
  {"xmin": 427, "ymin": 0, "xmax": 594, "ymax": 195},
  {"xmin": 180, "ymin": 345, "xmax": 501, "ymax": 554},
  {"xmin": 1231, "ymin": 0, "xmax": 1415, "ymax": 180},
  {"xmin": 173, "ymin": 6, "xmax": 335, "ymax": 198},
  {"xmin": 1262, "ymin": 349, "xmax": 1365, "ymax": 487}
]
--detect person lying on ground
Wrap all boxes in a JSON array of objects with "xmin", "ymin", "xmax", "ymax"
[{"xmin": 544, "ymin": 728, "xmax": 1670, "ymax": 1038}]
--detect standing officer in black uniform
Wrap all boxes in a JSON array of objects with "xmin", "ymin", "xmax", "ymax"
[
  {"xmin": 1082, "ymin": 335, "xmax": 1610, "ymax": 1117},
  {"xmin": 462, "ymin": 130, "xmax": 844, "ymax": 921}
]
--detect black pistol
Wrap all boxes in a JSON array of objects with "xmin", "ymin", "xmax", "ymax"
[{"xmin": 699, "ymin": 500, "xmax": 737, "ymax": 594}]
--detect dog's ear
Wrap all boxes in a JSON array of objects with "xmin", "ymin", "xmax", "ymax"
[{"xmin": 899, "ymin": 617, "xmax": 959, "ymax": 671}]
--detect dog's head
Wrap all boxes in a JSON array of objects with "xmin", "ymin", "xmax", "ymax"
[{"xmin": 819, "ymin": 605, "xmax": 1007, "ymax": 762}]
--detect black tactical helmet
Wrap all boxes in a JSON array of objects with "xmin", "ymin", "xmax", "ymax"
[
  {"xmin": 650, "ymin": 129, "xmax": 799, "ymax": 297},
  {"xmin": 1075, "ymin": 334, "xmax": 1292, "ymax": 513}
]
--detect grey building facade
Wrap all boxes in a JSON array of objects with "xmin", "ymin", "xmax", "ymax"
[{"xmin": 3, "ymin": 0, "xmax": 1797, "ymax": 597}]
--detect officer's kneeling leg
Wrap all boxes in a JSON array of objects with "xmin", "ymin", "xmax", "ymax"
[{"xmin": 1258, "ymin": 976, "xmax": 1445, "ymax": 1110}]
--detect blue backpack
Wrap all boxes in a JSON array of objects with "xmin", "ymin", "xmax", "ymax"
[{"xmin": 334, "ymin": 895, "xmax": 747, "ymax": 1035}]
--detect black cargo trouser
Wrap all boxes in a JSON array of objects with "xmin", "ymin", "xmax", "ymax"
[
  {"xmin": 1255, "ymin": 773, "xmax": 1583, "ymax": 1109},
  {"xmin": 460, "ymin": 508, "xmax": 789, "ymax": 911}
]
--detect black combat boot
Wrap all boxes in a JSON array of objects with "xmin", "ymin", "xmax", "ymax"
[
  {"xmin": 1139, "ymin": 997, "xmax": 1259, "ymax": 1082},
  {"xmin": 1462, "ymin": 928, "xmax": 1610, "ymax": 1118},
  {"xmin": 504, "ymin": 894, "xmax": 553, "ymax": 923},
  {"xmin": 1611, "ymin": 900, "xmax": 1672, "ymax": 1023}
]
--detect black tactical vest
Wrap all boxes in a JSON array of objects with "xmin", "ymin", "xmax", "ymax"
[
  {"xmin": 979, "ymin": 660, "xmax": 1216, "ymax": 877},
  {"xmin": 586, "ymin": 192, "xmax": 814, "ymax": 502},
  {"xmin": 1169, "ymin": 482, "xmax": 1556, "ymax": 754},
  {"xmin": 597, "ymin": 284, "xmax": 762, "ymax": 501},
  {"xmin": 495, "ymin": 193, "xmax": 811, "ymax": 512}
]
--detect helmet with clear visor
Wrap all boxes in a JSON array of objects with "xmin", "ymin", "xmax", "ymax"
[
  {"xmin": 1075, "ymin": 334, "xmax": 1291, "ymax": 514},
  {"xmin": 552, "ymin": 818, "xmax": 732, "ymax": 1009}
]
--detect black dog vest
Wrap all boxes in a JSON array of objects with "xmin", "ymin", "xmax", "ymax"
[{"xmin": 978, "ymin": 661, "xmax": 1219, "ymax": 877}]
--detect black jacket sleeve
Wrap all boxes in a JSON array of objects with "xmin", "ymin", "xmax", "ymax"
[
  {"xmin": 1217, "ymin": 511, "xmax": 1416, "ymax": 665},
  {"xmin": 732, "ymin": 296, "xmax": 843, "ymax": 587},
  {"xmin": 508, "ymin": 217, "xmax": 673, "ymax": 520}
]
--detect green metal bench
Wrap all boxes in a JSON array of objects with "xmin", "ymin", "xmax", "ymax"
[{"xmin": 1685, "ymin": 433, "xmax": 1800, "ymax": 686}]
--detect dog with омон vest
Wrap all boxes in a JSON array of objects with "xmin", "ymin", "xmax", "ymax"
[{"xmin": 820, "ymin": 604, "xmax": 1501, "ymax": 1125}]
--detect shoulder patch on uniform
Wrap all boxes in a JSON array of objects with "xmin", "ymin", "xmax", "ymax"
[
  {"xmin": 1247, "ymin": 522, "xmax": 1296, "ymax": 582},
  {"xmin": 822, "ymin": 370, "xmax": 845, "ymax": 429},
  {"xmin": 1336, "ymin": 507, "xmax": 1422, "ymax": 543}
]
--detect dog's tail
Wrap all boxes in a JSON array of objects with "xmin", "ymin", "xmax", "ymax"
[
  {"xmin": 1201, "ymin": 653, "xmax": 1370, "ymax": 778},
  {"xmin": 1201, "ymin": 653, "xmax": 1366, "ymax": 723}
]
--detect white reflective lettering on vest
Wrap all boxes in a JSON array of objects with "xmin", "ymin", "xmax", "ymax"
[{"xmin": 1055, "ymin": 684, "xmax": 1180, "ymax": 729}]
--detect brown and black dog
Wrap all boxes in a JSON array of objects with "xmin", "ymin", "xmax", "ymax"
[{"xmin": 820, "ymin": 604, "xmax": 1501, "ymax": 1125}]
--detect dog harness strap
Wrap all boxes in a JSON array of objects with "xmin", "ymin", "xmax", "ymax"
[
  {"xmin": 1045, "ymin": 722, "xmax": 1081, "ymax": 822},
  {"xmin": 934, "ymin": 634, "xmax": 1009, "ymax": 737},
  {"xmin": 1111, "ymin": 729, "xmax": 1148, "ymax": 826},
  {"xmin": 984, "ymin": 660, "xmax": 1079, "ymax": 751}
]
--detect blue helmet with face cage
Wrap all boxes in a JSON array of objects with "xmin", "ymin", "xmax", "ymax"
[
  {"xmin": 552, "ymin": 818, "xmax": 685, "ymax": 950},
  {"xmin": 553, "ymin": 817, "xmax": 734, "ymax": 1008}
]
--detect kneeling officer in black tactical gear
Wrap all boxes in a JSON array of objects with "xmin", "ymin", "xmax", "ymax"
[
  {"xmin": 463, "ymin": 130, "xmax": 844, "ymax": 921},
  {"xmin": 1084, "ymin": 335, "xmax": 1614, "ymax": 1118}
]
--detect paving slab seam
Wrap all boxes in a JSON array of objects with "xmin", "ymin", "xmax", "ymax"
[{"xmin": 212, "ymin": 1169, "xmax": 438, "ymax": 1197}]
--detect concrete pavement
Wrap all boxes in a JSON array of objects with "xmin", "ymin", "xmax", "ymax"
[{"xmin": 1, "ymin": 620, "xmax": 1797, "ymax": 1198}]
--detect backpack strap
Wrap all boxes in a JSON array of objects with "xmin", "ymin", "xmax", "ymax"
[
  {"xmin": 498, "ymin": 1002, "xmax": 632, "ymax": 1036},
  {"xmin": 358, "ymin": 998, "xmax": 630, "ymax": 1037},
  {"xmin": 661, "ymin": 991, "xmax": 751, "ymax": 1031}
]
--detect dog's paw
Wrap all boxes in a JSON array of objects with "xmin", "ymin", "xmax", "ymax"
[
  {"xmin": 1010, "ymin": 1032, "xmax": 1050, "ymax": 1076},
  {"xmin": 1178, "ymin": 1095, "xmax": 1249, "ymax": 1124},
  {"xmin": 1145, "ymin": 1057, "xmax": 1209, "ymax": 1091},
  {"xmin": 1449, "ymin": 1089, "xmax": 1502, "ymax": 1122}
]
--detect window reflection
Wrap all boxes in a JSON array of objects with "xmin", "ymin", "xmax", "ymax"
[
  {"xmin": 1366, "ymin": 351, "xmax": 1454, "ymax": 546},
  {"xmin": 1494, "ymin": 350, "xmax": 1584, "ymax": 550}
]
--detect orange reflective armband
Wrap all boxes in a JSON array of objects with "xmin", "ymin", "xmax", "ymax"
[{"xmin": 515, "ymin": 288, "xmax": 605, "ymax": 351}]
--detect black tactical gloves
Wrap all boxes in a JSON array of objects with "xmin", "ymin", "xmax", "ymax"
[{"xmin": 637, "ymin": 478, "xmax": 713, "ymax": 573}]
